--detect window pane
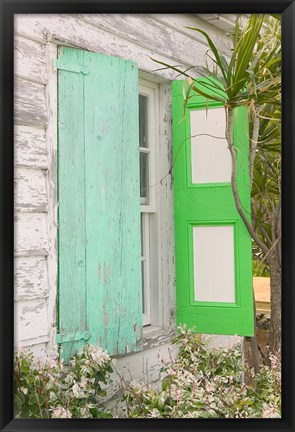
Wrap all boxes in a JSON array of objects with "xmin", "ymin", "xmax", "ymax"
[
  {"xmin": 139, "ymin": 95, "xmax": 149, "ymax": 148},
  {"xmin": 140, "ymin": 214, "xmax": 144, "ymax": 256},
  {"xmin": 140, "ymin": 152, "xmax": 149, "ymax": 203},
  {"xmin": 193, "ymin": 225, "xmax": 235, "ymax": 303},
  {"xmin": 190, "ymin": 108, "xmax": 231, "ymax": 183}
]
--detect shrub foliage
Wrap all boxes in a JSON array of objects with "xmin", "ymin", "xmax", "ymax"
[
  {"xmin": 121, "ymin": 326, "xmax": 281, "ymax": 418},
  {"xmin": 14, "ymin": 345, "xmax": 114, "ymax": 418},
  {"xmin": 14, "ymin": 326, "xmax": 280, "ymax": 419}
]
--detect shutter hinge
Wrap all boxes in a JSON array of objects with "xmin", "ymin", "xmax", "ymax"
[
  {"xmin": 56, "ymin": 59, "xmax": 89, "ymax": 75},
  {"xmin": 56, "ymin": 331, "xmax": 91, "ymax": 344}
]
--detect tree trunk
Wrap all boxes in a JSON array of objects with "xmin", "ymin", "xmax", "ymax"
[
  {"xmin": 269, "ymin": 252, "xmax": 281, "ymax": 356},
  {"xmin": 250, "ymin": 291, "xmax": 262, "ymax": 374}
]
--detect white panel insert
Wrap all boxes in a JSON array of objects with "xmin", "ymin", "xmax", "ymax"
[
  {"xmin": 190, "ymin": 107, "xmax": 231, "ymax": 183},
  {"xmin": 193, "ymin": 225, "xmax": 235, "ymax": 303}
]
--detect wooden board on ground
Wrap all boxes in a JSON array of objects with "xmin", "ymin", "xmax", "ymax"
[{"xmin": 253, "ymin": 276, "xmax": 270, "ymax": 315}]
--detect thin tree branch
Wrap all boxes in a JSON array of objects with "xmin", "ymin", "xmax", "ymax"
[
  {"xmin": 272, "ymin": 185, "xmax": 281, "ymax": 266},
  {"xmin": 250, "ymin": 290, "xmax": 261, "ymax": 375},
  {"xmin": 260, "ymin": 235, "xmax": 281, "ymax": 264},
  {"xmin": 259, "ymin": 224, "xmax": 273, "ymax": 248},
  {"xmin": 140, "ymin": 133, "xmax": 225, "ymax": 193},
  {"xmin": 226, "ymin": 107, "xmax": 269, "ymax": 255}
]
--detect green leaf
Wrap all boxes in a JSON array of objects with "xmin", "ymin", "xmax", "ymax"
[
  {"xmin": 38, "ymin": 395, "xmax": 46, "ymax": 407},
  {"xmin": 191, "ymin": 85, "xmax": 226, "ymax": 104},
  {"xmin": 233, "ymin": 15, "xmax": 264, "ymax": 95},
  {"xmin": 16, "ymin": 391, "xmax": 25, "ymax": 405},
  {"xmin": 89, "ymin": 405, "xmax": 100, "ymax": 418},
  {"xmin": 149, "ymin": 57, "xmax": 191, "ymax": 78},
  {"xmin": 28, "ymin": 393, "xmax": 38, "ymax": 405},
  {"xmin": 20, "ymin": 365, "xmax": 30, "ymax": 374},
  {"xmin": 185, "ymin": 27, "xmax": 228, "ymax": 83},
  {"xmin": 14, "ymin": 394, "xmax": 23, "ymax": 412},
  {"xmin": 100, "ymin": 412, "xmax": 113, "ymax": 418}
]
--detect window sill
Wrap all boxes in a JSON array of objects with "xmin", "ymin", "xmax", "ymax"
[
  {"xmin": 141, "ymin": 326, "xmax": 177, "ymax": 351},
  {"xmin": 112, "ymin": 327, "xmax": 177, "ymax": 360},
  {"xmin": 143, "ymin": 325, "xmax": 162, "ymax": 335}
]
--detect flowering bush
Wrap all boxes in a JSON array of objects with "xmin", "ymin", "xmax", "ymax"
[
  {"xmin": 14, "ymin": 344, "xmax": 114, "ymax": 418},
  {"xmin": 122, "ymin": 325, "xmax": 281, "ymax": 418}
]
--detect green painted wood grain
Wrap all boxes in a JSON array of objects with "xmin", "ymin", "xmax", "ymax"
[
  {"xmin": 58, "ymin": 47, "xmax": 142, "ymax": 359},
  {"xmin": 83, "ymin": 51, "xmax": 142, "ymax": 355},
  {"xmin": 58, "ymin": 48, "xmax": 88, "ymax": 360},
  {"xmin": 172, "ymin": 80, "xmax": 254, "ymax": 336}
]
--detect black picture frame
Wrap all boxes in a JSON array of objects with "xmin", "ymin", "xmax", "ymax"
[{"xmin": 0, "ymin": 1, "xmax": 294, "ymax": 431}]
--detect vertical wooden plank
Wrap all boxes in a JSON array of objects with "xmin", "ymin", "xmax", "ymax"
[
  {"xmin": 84, "ymin": 52, "xmax": 142, "ymax": 355},
  {"xmin": 58, "ymin": 47, "xmax": 88, "ymax": 359}
]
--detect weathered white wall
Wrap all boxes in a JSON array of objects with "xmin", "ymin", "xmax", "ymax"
[
  {"xmin": 13, "ymin": 14, "xmax": 233, "ymax": 362},
  {"xmin": 105, "ymin": 340, "xmax": 179, "ymax": 415}
]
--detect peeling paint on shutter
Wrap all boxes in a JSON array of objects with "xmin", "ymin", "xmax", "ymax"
[{"xmin": 57, "ymin": 47, "xmax": 142, "ymax": 360}]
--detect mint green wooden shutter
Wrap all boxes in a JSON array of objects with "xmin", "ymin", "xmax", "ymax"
[
  {"xmin": 172, "ymin": 80, "xmax": 254, "ymax": 336},
  {"xmin": 57, "ymin": 47, "xmax": 142, "ymax": 360}
]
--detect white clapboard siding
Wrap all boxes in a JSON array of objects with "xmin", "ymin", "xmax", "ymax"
[
  {"xmin": 14, "ymin": 125, "xmax": 48, "ymax": 169},
  {"xmin": 14, "ymin": 36, "xmax": 48, "ymax": 85},
  {"xmin": 77, "ymin": 14, "xmax": 217, "ymax": 67},
  {"xmin": 14, "ymin": 212, "xmax": 48, "ymax": 257},
  {"xmin": 14, "ymin": 78, "xmax": 47, "ymax": 127},
  {"xmin": 14, "ymin": 257, "xmax": 49, "ymax": 302},
  {"xmin": 18, "ymin": 342, "xmax": 48, "ymax": 359},
  {"xmin": 14, "ymin": 15, "xmax": 207, "ymax": 80},
  {"xmin": 148, "ymin": 14, "xmax": 232, "ymax": 57},
  {"xmin": 14, "ymin": 299, "xmax": 49, "ymax": 344},
  {"xmin": 14, "ymin": 167, "xmax": 48, "ymax": 212}
]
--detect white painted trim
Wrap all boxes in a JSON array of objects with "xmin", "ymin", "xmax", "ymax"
[
  {"xmin": 139, "ymin": 79, "xmax": 175, "ymax": 333},
  {"xmin": 139, "ymin": 79, "xmax": 163, "ymax": 330},
  {"xmin": 44, "ymin": 42, "xmax": 58, "ymax": 354},
  {"xmin": 141, "ymin": 213, "xmax": 151, "ymax": 326},
  {"xmin": 139, "ymin": 81, "xmax": 157, "ymax": 211},
  {"xmin": 158, "ymin": 83, "xmax": 175, "ymax": 330}
]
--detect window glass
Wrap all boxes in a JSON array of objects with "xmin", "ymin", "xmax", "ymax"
[
  {"xmin": 139, "ymin": 95, "xmax": 149, "ymax": 148},
  {"xmin": 140, "ymin": 152, "xmax": 149, "ymax": 203}
]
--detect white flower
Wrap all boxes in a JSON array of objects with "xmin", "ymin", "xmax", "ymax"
[
  {"xmin": 175, "ymin": 389, "xmax": 182, "ymax": 400},
  {"xmin": 80, "ymin": 406, "xmax": 90, "ymax": 417},
  {"xmin": 64, "ymin": 373, "xmax": 74, "ymax": 384},
  {"xmin": 149, "ymin": 408, "xmax": 160, "ymax": 418},
  {"xmin": 80, "ymin": 365, "xmax": 90, "ymax": 375},
  {"xmin": 262, "ymin": 403, "xmax": 280, "ymax": 418},
  {"xmin": 49, "ymin": 391, "xmax": 57, "ymax": 402},
  {"xmin": 72, "ymin": 383, "xmax": 84, "ymax": 398},
  {"xmin": 47, "ymin": 352, "xmax": 59, "ymax": 368},
  {"xmin": 51, "ymin": 406, "xmax": 72, "ymax": 418},
  {"xmin": 269, "ymin": 353, "xmax": 280, "ymax": 369},
  {"xmin": 20, "ymin": 386, "xmax": 28, "ymax": 395},
  {"xmin": 89, "ymin": 346, "xmax": 111, "ymax": 365}
]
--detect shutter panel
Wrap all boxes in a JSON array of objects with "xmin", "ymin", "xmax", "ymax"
[
  {"xmin": 57, "ymin": 47, "xmax": 142, "ymax": 360},
  {"xmin": 172, "ymin": 79, "xmax": 254, "ymax": 336}
]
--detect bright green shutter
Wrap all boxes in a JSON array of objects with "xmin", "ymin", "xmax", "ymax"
[
  {"xmin": 172, "ymin": 80, "xmax": 254, "ymax": 336},
  {"xmin": 57, "ymin": 47, "xmax": 142, "ymax": 360}
]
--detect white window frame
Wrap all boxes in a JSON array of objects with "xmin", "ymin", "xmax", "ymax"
[{"xmin": 139, "ymin": 79, "xmax": 160, "ymax": 328}]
